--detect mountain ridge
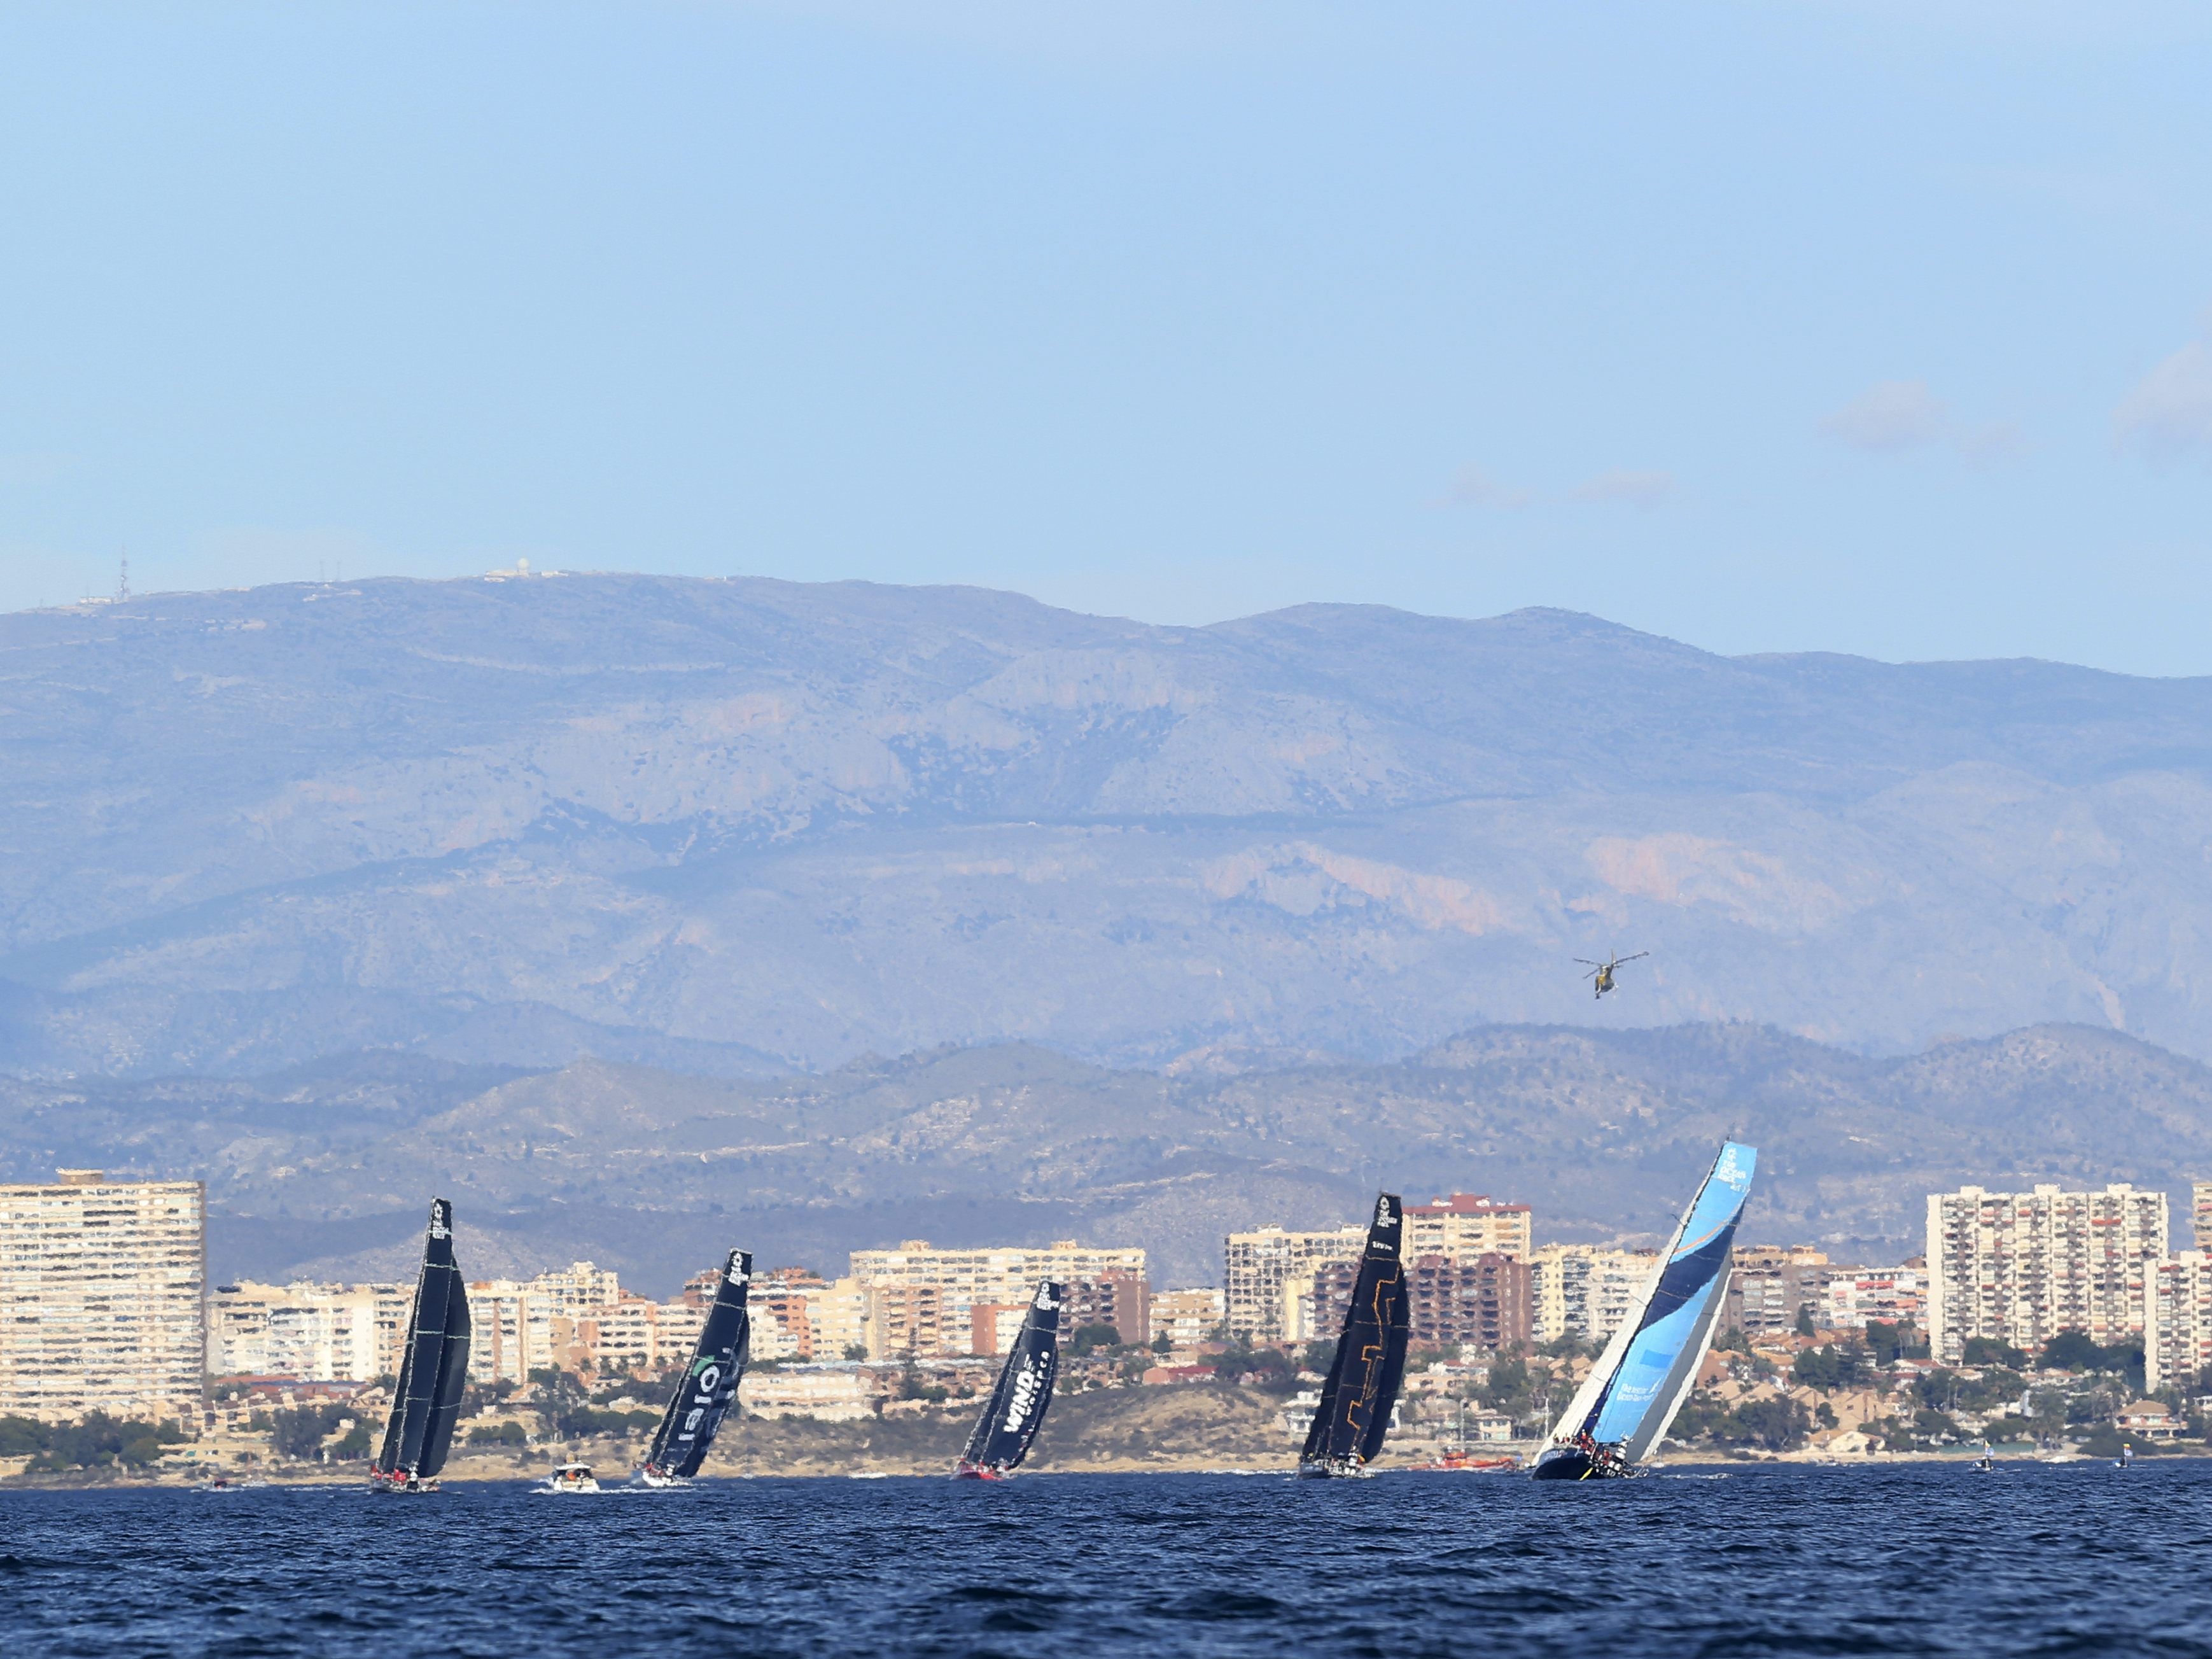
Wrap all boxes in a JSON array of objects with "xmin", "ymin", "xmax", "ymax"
[
  {"xmin": 5, "ymin": 572, "xmax": 2212, "ymax": 1077},
  {"xmin": 4, "ymin": 1018, "xmax": 2207, "ymax": 1293}
]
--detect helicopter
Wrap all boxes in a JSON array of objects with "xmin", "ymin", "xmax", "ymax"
[{"xmin": 1576, "ymin": 951, "xmax": 1649, "ymax": 999}]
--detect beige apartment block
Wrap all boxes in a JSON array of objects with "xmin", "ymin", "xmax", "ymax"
[
  {"xmin": 208, "ymin": 1280, "xmax": 409, "ymax": 1382},
  {"xmin": 1404, "ymin": 1195, "xmax": 1533, "ymax": 1262},
  {"xmin": 847, "ymin": 1240, "xmax": 1146, "ymax": 1338},
  {"xmin": 1222, "ymin": 1224, "xmax": 1367, "ymax": 1341},
  {"xmin": 1149, "ymin": 1286, "xmax": 1226, "ymax": 1348},
  {"xmin": 1926, "ymin": 1182, "xmax": 2167, "ymax": 1364},
  {"xmin": 466, "ymin": 1261, "xmax": 711, "ymax": 1383},
  {"xmin": 1527, "ymin": 1244, "xmax": 1656, "ymax": 1346},
  {"xmin": 0, "ymin": 1170, "xmax": 206, "ymax": 1424},
  {"xmin": 865, "ymin": 1282, "xmax": 949, "ymax": 1359},
  {"xmin": 751, "ymin": 1270, "xmax": 867, "ymax": 1361}
]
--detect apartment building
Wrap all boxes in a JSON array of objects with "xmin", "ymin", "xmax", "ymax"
[
  {"xmin": 751, "ymin": 1269, "xmax": 868, "ymax": 1362},
  {"xmin": 1061, "ymin": 1271, "xmax": 1151, "ymax": 1348},
  {"xmin": 1149, "ymin": 1287, "xmax": 1226, "ymax": 1349},
  {"xmin": 848, "ymin": 1240, "xmax": 1147, "ymax": 1329},
  {"xmin": 0, "ymin": 1170, "xmax": 206, "ymax": 1423},
  {"xmin": 2150, "ymin": 1250, "xmax": 2212, "ymax": 1393},
  {"xmin": 208, "ymin": 1280, "xmax": 410, "ymax": 1382},
  {"xmin": 1723, "ymin": 1245, "xmax": 1832, "ymax": 1333},
  {"xmin": 1302, "ymin": 1252, "xmax": 1533, "ymax": 1350},
  {"xmin": 465, "ymin": 1261, "xmax": 718, "ymax": 1383},
  {"xmin": 1404, "ymin": 1195, "xmax": 1533, "ymax": 1261},
  {"xmin": 1819, "ymin": 1264, "xmax": 1927, "ymax": 1333},
  {"xmin": 865, "ymin": 1282, "xmax": 947, "ymax": 1359},
  {"xmin": 1223, "ymin": 1224, "xmax": 1368, "ymax": 1341},
  {"xmin": 1527, "ymin": 1243, "xmax": 1655, "ymax": 1345},
  {"xmin": 1926, "ymin": 1182, "xmax": 2167, "ymax": 1364}
]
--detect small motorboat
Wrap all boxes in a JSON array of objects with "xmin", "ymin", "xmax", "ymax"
[
  {"xmin": 2115, "ymin": 1444, "xmax": 2135, "ymax": 1470},
  {"xmin": 1405, "ymin": 1448, "xmax": 1520, "ymax": 1473},
  {"xmin": 542, "ymin": 1461, "xmax": 601, "ymax": 1494}
]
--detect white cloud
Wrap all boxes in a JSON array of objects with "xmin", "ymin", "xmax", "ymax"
[
  {"xmin": 1572, "ymin": 468, "xmax": 1674, "ymax": 509},
  {"xmin": 1441, "ymin": 463, "xmax": 1532, "ymax": 509},
  {"xmin": 2115, "ymin": 339, "xmax": 2212, "ymax": 465},
  {"xmin": 1821, "ymin": 380, "xmax": 1947, "ymax": 453}
]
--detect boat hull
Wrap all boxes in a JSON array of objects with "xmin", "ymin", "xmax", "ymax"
[
  {"xmin": 951, "ymin": 1462, "xmax": 1009, "ymax": 1481},
  {"xmin": 1295, "ymin": 1457, "xmax": 1370, "ymax": 1480},
  {"xmin": 1530, "ymin": 1445, "xmax": 1638, "ymax": 1481},
  {"xmin": 367, "ymin": 1473, "xmax": 440, "ymax": 1495}
]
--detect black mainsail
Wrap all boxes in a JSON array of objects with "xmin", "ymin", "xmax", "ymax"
[
  {"xmin": 954, "ymin": 1279, "xmax": 1063, "ymax": 1479},
  {"xmin": 370, "ymin": 1197, "xmax": 472, "ymax": 1494},
  {"xmin": 640, "ymin": 1248, "xmax": 753, "ymax": 1484},
  {"xmin": 1298, "ymin": 1193, "xmax": 1408, "ymax": 1478}
]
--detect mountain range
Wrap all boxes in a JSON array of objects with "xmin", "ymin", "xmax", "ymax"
[
  {"xmin": 5, "ymin": 1021, "xmax": 2206, "ymax": 1292},
  {"xmin": 6, "ymin": 571, "xmax": 2212, "ymax": 1079}
]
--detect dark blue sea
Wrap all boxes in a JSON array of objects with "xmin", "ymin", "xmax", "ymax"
[{"xmin": 4, "ymin": 1462, "xmax": 2209, "ymax": 1656}]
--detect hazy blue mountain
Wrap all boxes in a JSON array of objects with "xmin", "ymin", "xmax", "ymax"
[
  {"xmin": 5, "ymin": 572, "xmax": 2212, "ymax": 1077},
  {"xmin": 4, "ymin": 1022, "xmax": 2206, "ymax": 1292}
]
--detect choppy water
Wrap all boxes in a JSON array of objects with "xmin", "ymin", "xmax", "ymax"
[{"xmin": 4, "ymin": 1462, "xmax": 2211, "ymax": 1656}]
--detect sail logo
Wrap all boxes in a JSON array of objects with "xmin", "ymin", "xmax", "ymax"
[
  {"xmin": 727, "ymin": 1251, "xmax": 749, "ymax": 1284},
  {"xmin": 1002, "ymin": 1357, "xmax": 1045, "ymax": 1432},
  {"xmin": 1714, "ymin": 1146, "xmax": 1752, "ymax": 1189},
  {"xmin": 694, "ymin": 1363, "xmax": 722, "ymax": 1393},
  {"xmin": 428, "ymin": 1201, "xmax": 452, "ymax": 1240},
  {"xmin": 1373, "ymin": 1196, "xmax": 1395, "ymax": 1229},
  {"xmin": 1033, "ymin": 1282, "xmax": 1060, "ymax": 1311}
]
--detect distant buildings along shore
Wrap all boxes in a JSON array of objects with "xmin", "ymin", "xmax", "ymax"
[{"xmin": 12, "ymin": 1166, "xmax": 2212, "ymax": 1436}]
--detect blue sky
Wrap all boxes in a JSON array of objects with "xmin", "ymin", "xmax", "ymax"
[{"xmin": 2, "ymin": 2, "xmax": 2208, "ymax": 671}]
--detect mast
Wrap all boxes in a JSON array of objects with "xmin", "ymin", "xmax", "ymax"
[
  {"xmin": 1299, "ymin": 1193, "xmax": 1408, "ymax": 1473},
  {"xmin": 1546, "ymin": 1142, "xmax": 1757, "ymax": 1462},
  {"xmin": 958, "ymin": 1280, "xmax": 1064, "ymax": 1474},
  {"xmin": 643, "ymin": 1249, "xmax": 753, "ymax": 1480},
  {"xmin": 372, "ymin": 1198, "xmax": 472, "ymax": 1487}
]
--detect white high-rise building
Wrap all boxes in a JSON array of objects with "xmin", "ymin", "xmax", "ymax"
[
  {"xmin": 1527, "ymin": 1245, "xmax": 1655, "ymax": 1345},
  {"xmin": 0, "ymin": 1170, "xmax": 206, "ymax": 1423},
  {"xmin": 1925, "ymin": 1182, "xmax": 2167, "ymax": 1366},
  {"xmin": 208, "ymin": 1281, "xmax": 410, "ymax": 1382},
  {"xmin": 1222, "ymin": 1224, "xmax": 1367, "ymax": 1341}
]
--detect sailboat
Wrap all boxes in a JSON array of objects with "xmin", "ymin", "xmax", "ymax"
[
  {"xmin": 953, "ymin": 1279, "xmax": 1064, "ymax": 1480},
  {"xmin": 1297, "ymin": 1193, "xmax": 1410, "ymax": 1479},
  {"xmin": 1530, "ymin": 1142, "xmax": 1757, "ymax": 1481},
  {"xmin": 637, "ymin": 1248, "xmax": 754, "ymax": 1487},
  {"xmin": 368, "ymin": 1198, "xmax": 473, "ymax": 1495}
]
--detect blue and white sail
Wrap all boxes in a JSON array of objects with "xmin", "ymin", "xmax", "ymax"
[{"xmin": 1544, "ymin": 1142, "xmax": 1756, "ymax": 1468}]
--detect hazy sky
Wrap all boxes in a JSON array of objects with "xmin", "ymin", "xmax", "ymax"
[{"xmin": 3, "ymin": 3, "xmax": 2209, "ymax": 671}]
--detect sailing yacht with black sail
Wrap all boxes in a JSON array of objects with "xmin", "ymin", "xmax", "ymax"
[
  {"xmin": 368, "ymin": 1198, "xmax": 472, "ymax": 1495},
  {"xmin": 1297, "ymin": 1193, "xmax": 1409, "ymax": 1479},
  {"xmin": 637, "ymin": 1248, "xmax": 754, "ymax": 1487},
  {"xmin": 953, "ymin": 1279, "xmax": 1063, "ymax": 1480},
  {"xmin": 1530, "ymin": 1141, "xmax": 1757, "ymax": 1481}
]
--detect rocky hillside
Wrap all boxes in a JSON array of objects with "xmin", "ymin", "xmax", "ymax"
[
  {"xmin": 5, "ymin": 574, "xmax": 2212, "ymax": 1078},
  {"xmin": 8, "ymin": 1021, "xmax": 2209, "ymax": 1291}
]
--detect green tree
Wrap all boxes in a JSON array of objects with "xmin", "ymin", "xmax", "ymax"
[
  {"xmin": 1792, "ymin": 1343, "xmax": 1870, "ymax": 1392},
  {"xmin": 2041, "ymin": 1330, "xmax": 2104, "ymax": 1372},
  {"xmin": 1714, "ymin": 1397, "xmax": 1809, "ymax": 1452},
  {"xmin": 1067, "ymin": 1323, "xmax": 1123, "ymax": 1357},
  {"xmin": 1961, "ymin": 1335, "xmax": 2029, "ymax": 1369}
]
